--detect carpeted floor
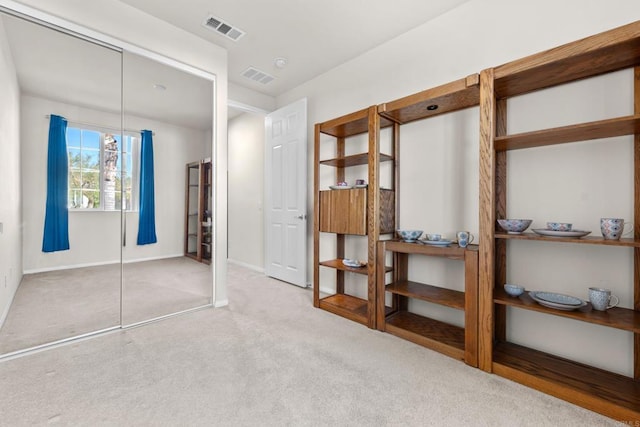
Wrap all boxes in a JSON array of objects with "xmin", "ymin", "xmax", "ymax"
[
  {"xmin": 0, "ymin": 257, "xmax": 211, "ymax": 355},
  {"xmin": 0, "ymin": 263, "xmax": 621, "ymax": 426}
]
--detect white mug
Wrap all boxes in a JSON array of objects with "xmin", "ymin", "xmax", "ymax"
[
  {"xmin": 456, "ymin": 231, "xmax": 475, "ymax": 248},
  {"xmin": 600, "ymin": 218, "xmax": 633, "ymax": 240},
  {"xmin": 588, "ymin": 287, "xmax": 619, "ymax": 311}
]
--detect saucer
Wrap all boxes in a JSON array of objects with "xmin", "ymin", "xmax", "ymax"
[
  {"xmin": 532, "ymin": 229, "xmax": 591, "ymax": 238},
  {"xmin": 342, "ymin": 259, "xmax": 365, "ymax": 268},
  {"xmin": 418, "ymin": 239, "xmax": 453, "ymax": 247}
]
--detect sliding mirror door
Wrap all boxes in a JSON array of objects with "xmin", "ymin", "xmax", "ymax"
[
  {"xmin": 121, "ymin": 51, "xmax": 213, "ymax": 325},
  {"xmin": 0, "ymin": 11, "xmax": 123, "ymax": 355}
]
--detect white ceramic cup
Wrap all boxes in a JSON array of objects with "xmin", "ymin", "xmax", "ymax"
[
  {"xmin": 456, "ymin": 231, "xmax": 475, "ymax": 248},
  {"xmin": 588, "ymin": 287, "xmax": 619, "ymax": 311},
  {"xmin": 600, "ymin": 218, "xmax": 633, "ymax": 240}
]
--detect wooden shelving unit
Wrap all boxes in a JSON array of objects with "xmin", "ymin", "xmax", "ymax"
[
  {"xmin": 377, "ymin": 240, "xmax": 479, "ymax": 366},
  {"xmin": 313, "ymin": 106, "xmax": 396, "ymax": 328},
  {"xmin": 478, "ymin": 20, "xmax": 640, "ymax": 421},
  {"xmin": 184, "ymin": 159, "xmax": 212, "ymax": 264}
]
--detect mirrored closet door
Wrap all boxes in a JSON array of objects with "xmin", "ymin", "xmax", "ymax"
[
  {"xmin": 0, "ymin": 7, "xmax": 214, "ymax": 357},
  {"xmin": 120, "ymin": 51, "xmax": 214, "ymax": 325},
  {"xmin": 0, "ymin": 11, "xmax": 123, "ymax": 355}
]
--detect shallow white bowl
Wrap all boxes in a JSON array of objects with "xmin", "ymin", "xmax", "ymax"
[
  {"xmin": 504, "ymin": 283, "xmax": 525, "ymax": 297},
  {"xmin": 497, "ymin": 219, "xmax": 532, "ymax": 234}
]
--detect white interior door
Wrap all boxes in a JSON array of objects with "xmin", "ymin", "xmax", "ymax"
[{"xmin": 264, "ymin": 98, "xmax": 307, "ymax": 287}]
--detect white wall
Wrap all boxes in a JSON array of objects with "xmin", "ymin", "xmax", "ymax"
[
  {"xmin": 4, "ymin": 0, "xmax": 229, "ymax": 305},
  {"xmin": 277, "ymin": 0, "xmax": 640, "ymax": 376},
  {"xmin": 0, "ymin": 15, "xmax": 22, "ymax": 326},
  {"xmin": 20, "ymin": 95, "xmax": 209, "ymax": 273},
  {"xmin": 227, "ymin": 112, "xmax": 266, "ymax": 270}
]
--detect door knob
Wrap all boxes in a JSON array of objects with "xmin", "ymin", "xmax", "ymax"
[{"xmin": 295, "ymin": 214, "xmax": 307, "ymax": 220}]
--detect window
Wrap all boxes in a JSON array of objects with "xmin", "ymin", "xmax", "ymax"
[{"xmin": 67, "ymin": 126, "xmax": 138, "ymax": 211}]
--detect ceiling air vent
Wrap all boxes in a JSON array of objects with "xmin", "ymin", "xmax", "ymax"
[
  {"xmin": 202, "ymin": 14, "xmax": 245, "ymax": 41},
  {"xmin": 241, "ymin": 66, "xmax": 275, "ymax": 85}
]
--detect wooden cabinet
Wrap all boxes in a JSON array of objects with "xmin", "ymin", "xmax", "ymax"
[
  {"xmin": 319, "ymin": 188, "xmax": 395, "ymax": 235},
  {"xmin": 313, "ymin": 106, "xmax": 396, "ymax": 328},
  {"xmin": 377, "ymin": 240, "xmax": 479, "ymax": 366},
  {"xmin": 184, "ymin": 159, "xmax": 212, "ymax": 264},
  {"xmin": 478, "ymin": 21, "xmax": 640, "ymax": 420}
]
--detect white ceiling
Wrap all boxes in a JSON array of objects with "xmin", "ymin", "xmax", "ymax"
[{"xmin": 118, "ymin": 0, "xmax": 470, "ymax": 98}]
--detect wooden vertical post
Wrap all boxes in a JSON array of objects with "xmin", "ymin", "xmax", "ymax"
[
  {"xmin": 633, "ymin": 66, "xmax": 640, "ymax": 380},
  {"xmin": 478, "ymin": 68, "xmax": 497, "ymax": 373},
  {"xmin": 367, "ymin": 106, "xmax": 381, "ymax": 329},
  {"xmin": 313, "ymin": 124, "xmax": 321, "ymax": 307}
]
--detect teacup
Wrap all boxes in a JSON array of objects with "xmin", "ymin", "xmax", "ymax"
[
  {"xmin": 426, "ymin": 233, "xmax": 441, "ymax": 241},
  {"xmin": 456, "ymin": 231, "xmax": 475, "ymax": 248},
  {"xmin": 588, "ymin": 287, "xmax": 619, "ymax": 311},
  {"xmin": 600, "ymin": 218, "xmax": 633, "ymax": 240},
  {"xmin": 547, "ymin": 222, "xmax": 572, "ymax": 232}
]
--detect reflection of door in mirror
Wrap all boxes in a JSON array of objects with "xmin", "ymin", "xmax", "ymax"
[
  {"xmin": 121, "ymin": 51, "xmax": 213, "ymax": 326},
  {"xmin": 0, "ymin": 12, "xmax": 122, "ymax": 355}
]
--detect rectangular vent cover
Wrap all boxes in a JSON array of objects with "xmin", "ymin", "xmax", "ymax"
[
  {"xmin": 202, "ymin": 15, "xmax": 245, "ymax": 41},
  {"xmin": 241, "ymin": 67, "xmax": 275, "ymax": 85}
]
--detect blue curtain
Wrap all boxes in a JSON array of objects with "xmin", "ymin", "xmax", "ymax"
[
  {"xmin": 137, "ymin": 130, "xmax": 157, "ymax": 245},
  {"xmin": 42, "ymin": 114, "xmax": 70, "ymax": 252}
]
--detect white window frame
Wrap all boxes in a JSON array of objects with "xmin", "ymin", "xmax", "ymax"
[{"xmin": 67, "ymin": 124, "xmax": 139, "ymax": 212}]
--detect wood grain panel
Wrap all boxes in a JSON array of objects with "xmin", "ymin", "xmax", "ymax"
[
  {"xmin": 319, "ymin": 189, "xmax": 367, "ymax": 235},
  {"xmin": 496, "ymin": 232, "xmax": 640, "ymax": 247},
  {"xmin": 495, "ymin": 115, "xmax": 640, "ymax": 150},
  {"xmin": 494, "ymin": 341, "xmax": 640, "ymax": 421},
  {"xmin": 319, "ymin": 294, "xmax": 368, "ymax": 325},
  {"xmin": 385, "ymin": 280, "xmax": 465, "ymax": 309},
  {"xmin": 494, "ymin": 20, "xmax": 640, "ymax": 98},
  {"xmin": 385, "ymin": 312, "xmax": 465, "ymax": 361},
  {"xmin": 477, "ymin": 68, "xmax": 497, "ymax": 373},
  {"xmin": 379, "ymin": 189, "xmax": 396, "ymax": 234},
  {"xmin": 494, "ymin": 287, "xmax": 640, "ymax": 332},
  {"xmin": 378, "ymin": 74, "xmax": 480, "ymax": 124}
]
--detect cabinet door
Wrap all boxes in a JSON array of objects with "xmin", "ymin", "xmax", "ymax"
[{"xmin": 319, "ymin": 189, "xmax": 367, "ymax": 235}]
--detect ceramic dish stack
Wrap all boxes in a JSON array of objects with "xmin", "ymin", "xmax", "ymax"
[{"xmin": 529, "ymin": 291, "xmax": 587, "ymax": 311}]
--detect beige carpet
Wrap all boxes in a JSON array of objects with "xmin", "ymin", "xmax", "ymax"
[
  {"xmin": 0, "ymin": 263, "xmax": 620, "ymax": 426},
  {"xmin": 0, "ymin": 257, "xmax": 211, "ymax": 355}
]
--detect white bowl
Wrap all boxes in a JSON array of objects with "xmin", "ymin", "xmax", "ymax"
[
  {"xmin": 497, "ymin": 219, "xmax": 532, "ymax": 234},
  {"xmin": 504, "ymin": 283, "xmax": 525, "ymax": 297},
  {"xmin": 397, "ymin": 230, "xmax": 423, "ymax": 242}
]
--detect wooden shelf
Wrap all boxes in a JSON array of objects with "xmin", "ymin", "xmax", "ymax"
[
  {"xmin": 319, "ymin": 259, "xmax": 392, "ymax": 275},
  {"xmin": 496, "ymin": 232, "xmax": 640, "ymax": 247},
  {"xmin": 494, "ymin": 115, "xmax": 640, "ymax": 151},
  {"xmin": 314, "ymin": 105, "xmax": 397, "ymax": 330},
  {"xmin": 318, "ymin": 107, "xmax": 395, "ymax": 138},
  {"xmin": 493, "ymin": 20, "xmax": 640, "ymax": 98},
  {"xmin": 378, "ymin": 74, "xmax": 480, "ymax": 124},
  {"xmin": 386, "ymin": 280, "xmax": 465, "ymax": 310},
  {"xmin": 383, "ymin": 240, "xmax": 474, "ymax": 260},
  {"xmin": 493, "ymin": 341, "xmax": 640, "ymax": 421},
  {"xmin": 319, "ymin": 152, "xmax": 394, "ymax": 167},
  {"xmin": 494, "ymin": 287, "xmax": 640, "ymax": 333},
  {"xmin": 318, "ymin": 294, "xmax": 393, "ymax": 326},
  {"xmin": 385, "ymin": 311, "xmax": 465, "ymax": 361},
  {"xmin": 184, "ymin": 160, "xmax": 212, "ymax": 264},
  {"xmin": 478, "ymin": 20, "xmax": 640, "ymax": 421},
  {"xmin": 378, "ymin": 240, "xmax": 479, "ymax": 366}
]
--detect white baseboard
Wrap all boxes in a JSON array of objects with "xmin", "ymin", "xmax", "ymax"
[
  {"xmin": 0, "ymin": 275, "xmax": 21, "ymax": 330},
  {"xmin": 227, "ymin": 258, "xmax": 264, "ymax": 273},
  {"xmin": 24, "ymin": 253, "xmax": 186, "ymax": 274},
  {"xmin": 24, "ymin": 259, "xmax": 120, "ymax": 274},
  {"xmin": 214, "ymin": 299, "xmax": 229, "ymax": 308}
]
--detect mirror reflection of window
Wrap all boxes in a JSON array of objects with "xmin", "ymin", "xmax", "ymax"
[{"xmin": 67, "ymin": 126, "xmax": 139, "ymax": 210}]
